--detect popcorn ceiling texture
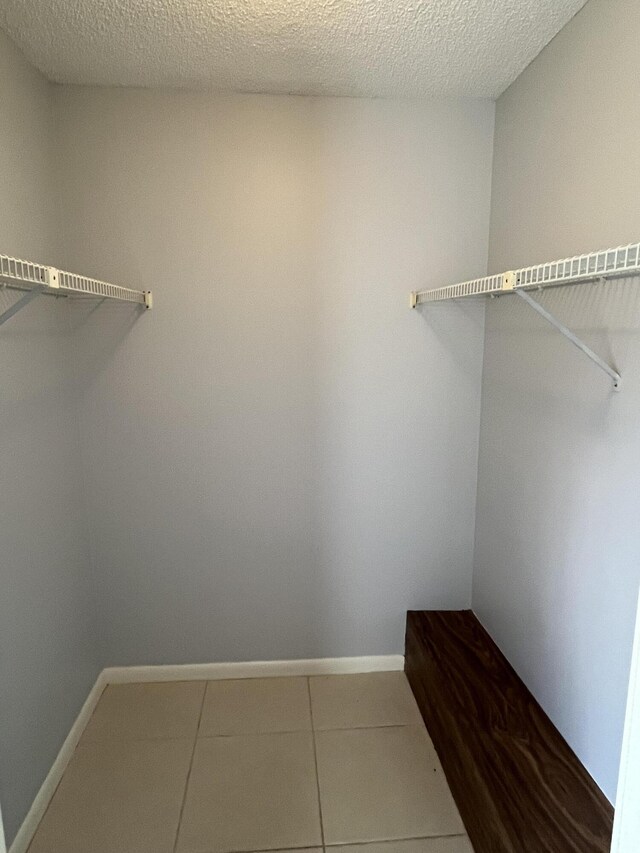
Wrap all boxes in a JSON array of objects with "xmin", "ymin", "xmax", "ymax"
[{"xmin": 0, "ymin": 0, "xmax": 587, "ymax": 98}]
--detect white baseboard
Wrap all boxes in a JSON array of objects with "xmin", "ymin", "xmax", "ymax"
[
  {"xmin": 9, "ymin": 672, "xmax": 108, "ymax": 853},
  {"xmin": 103, "ymin": 655, "xmax": 404, "ymax": 684},
  {"xmin": 8, "ymin": 654, "xmax": 403, "ymax": 853}
]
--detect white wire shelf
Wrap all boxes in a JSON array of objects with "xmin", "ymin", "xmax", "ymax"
[
  {"xmin": 410, "ymin": 242, "xmax": 640, "ymax": 391},
  {"xmin": 0, "ymin": 253, "xmax": 152, "ymax": 325},
  {"xmin": 410, "ymin": 242, "xmax": 640, "ymax": 307},
  {"xmin": 411, "ymin": 272, "xmax": 510, "ymax": 305}
]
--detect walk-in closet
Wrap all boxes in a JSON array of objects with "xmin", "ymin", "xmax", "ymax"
[{"xmin": 1, "ymin": 0, "xmax": 639, "ymax": 851}]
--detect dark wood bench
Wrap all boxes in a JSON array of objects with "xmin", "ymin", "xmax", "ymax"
[{"xmin": 405, "ymin": 610, "xmax": 613, "ymax": 852}]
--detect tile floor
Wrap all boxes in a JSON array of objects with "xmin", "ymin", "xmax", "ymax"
[{"xmin": 28, "ymin": 672, "xmax": 473, "ymax": 853}]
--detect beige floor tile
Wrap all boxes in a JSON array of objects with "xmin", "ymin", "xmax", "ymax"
[
  {"xmin": 81, "ymin": 681, "xmax": 205, "ymax": 741},
  {"xmin": 315, "ymin": 726, "xmax": 465, "ymax": 844},
  {"xmin": 309, "ymin": 672, "xmax": 423, "ymax": 730},
  {"xmin": 28, "ymin": 738, "xmax": 193, "ymax": 853},
  {"xmin": 176, "ymin": 731, "xmax": 322, "ymax": 852},
  {"xmin": 329, "ymin": 838, "xmax": 474, "ymax": 853},
  {"xmin": 199, "ymin": 676, "xmax": 312, "ymax": 736}
]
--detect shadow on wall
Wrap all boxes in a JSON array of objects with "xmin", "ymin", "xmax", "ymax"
[{"xmin": 66, "ymin": 300, "xmax": 147, "ymax": 384}]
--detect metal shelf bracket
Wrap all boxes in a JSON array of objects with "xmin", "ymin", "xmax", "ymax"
[
  {"xmin": 516, "ymin": 289, "xmax": 621, "ymax": 391},
  {"xmin": 0, "ymin": 284, "xmax": 46, "ymax": 326}
]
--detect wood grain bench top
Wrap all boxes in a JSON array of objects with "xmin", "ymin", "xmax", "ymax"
[{"xmin": 405, "ymin": 610, "xmax": 613, "ymax": 853}]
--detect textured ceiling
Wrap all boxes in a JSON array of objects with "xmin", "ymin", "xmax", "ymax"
[{"xmin": 0, "ymin": 0, "xmax": 588, "ymax": 98}]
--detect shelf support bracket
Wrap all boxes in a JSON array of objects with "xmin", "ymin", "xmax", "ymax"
[
  {"xmin": 516, "ymin": 289, "xmax": 621, "ymax": 391},
  {"xmin": 0, "ymin": 285, "xmax": 46, "ymax": 327}
]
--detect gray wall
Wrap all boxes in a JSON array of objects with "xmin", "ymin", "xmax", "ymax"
[
  {"xmin": 0, "ymin": 32, "xmax": 100, "ymax": 846},
  {"xmin": 474, "ymin": 0, "xmax": 640, "ymax": 802},
  {"xmin": 54, "ymin": 88, "xmax": 494, "ymax": 666}
]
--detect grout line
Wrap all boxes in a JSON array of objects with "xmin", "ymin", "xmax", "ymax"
[
  {"xmin": 172, "ymin": 683, "xmax": 208, "ymax": 853},
  {"xmin": 197, "ymin": 728, "xmax": 313, "ymax": 739},
  {"xmin": 77, "ymin": 722, "xmax": 425, "ymax": 749},
  {"xmin": 189, "ymin": 834, "xmax": 469, "ymax": 853},
  {"xmin": 310, "ymin": 722, "xmax": 426, "ymax": 733},
  {"xmin": 307, "ymin": 677, "xmax": 326, "ymax": 849},
  {"xmin": 192, "ymin": 847, "xmax": 323, "ymax": 853},
  {"xmin": 193, "ymin": 724, "xmax": 427, "ymax": 741},
  {"xmin": 323, "ymin": 834, "xmax": 469, "ymax": 847},
  {"xmin": 82, "ymin": 733, "xmax": 202, "ymax": 744}
]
